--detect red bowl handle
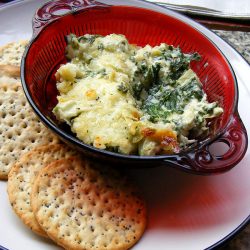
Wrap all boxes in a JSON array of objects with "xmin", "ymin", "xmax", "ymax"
[
  {"xmin": 163, "ymin": 112, "xmax": 248, "ymax": 174},
  {"xmin": 32, "ymin": 0, "xmax": 110, "ymax": 36}
]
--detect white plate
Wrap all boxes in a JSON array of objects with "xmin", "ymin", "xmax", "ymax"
[{"xmin": 0, "ymin": 1, "xmax": 249, "ymax": 250}]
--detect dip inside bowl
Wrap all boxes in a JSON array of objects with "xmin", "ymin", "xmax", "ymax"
[{"xmin": 21, "ymin": 0, "xmax": 247, "ymax": 174}]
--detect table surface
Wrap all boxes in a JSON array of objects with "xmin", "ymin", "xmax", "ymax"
[{"xmin": 0, "ymin": 0, "xmax": 249, "ymax": 249}]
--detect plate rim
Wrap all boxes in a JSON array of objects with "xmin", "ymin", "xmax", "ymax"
[
  {"xmin": 0, "ymin": 0, "xmax": 249, "ymax": 249},
  {"xmin": 0, "ymin": 0, "xmax": 23, "ymax": 10}
]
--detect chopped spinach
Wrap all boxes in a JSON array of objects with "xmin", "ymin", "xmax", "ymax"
[
  {"xmin": 130, "ymin": 46, "xmax": 200, "ymax": 102},
  {"xmin": 85, "ymin": 68, "xmax": 107, "ymax": 78},
  {"xmin": 97, "ymin": 43, "xmax": 104, "ymax": 50},
  {"xmin": 78, "ymin": 34, "xmax": 102, "ymax": 44},
  {"xmin": 65, "ymin": 34, "xmax": 79, "ymax": 49},
  {"xmin": 143, "ymin": 77, "xmax": 203, "ymax": 123},
  {"xmin": 117, "ymin": 83, "xmax": 128, "ymax": 93},
  {"xmin": 132, "ymin": 62, "xmax": 160, "ymax": 99},
  {"xmin": 129, "ymin": 46, "xmax": 202, "ymax": 123},
  {"xmin": 163, "ymin": 48, "xmax": 200, "ymax": 80},
  {"xmin": 65, "ymin": 34, "xmax": 103, "ymax": 49}
]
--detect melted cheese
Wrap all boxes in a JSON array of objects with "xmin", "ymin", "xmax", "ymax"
[{"xmin": 53, "ymin": 34, "xmax": 223, "ymax": 155}]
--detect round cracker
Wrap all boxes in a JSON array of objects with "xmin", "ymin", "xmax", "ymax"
[
  {"xmin": 32, "ymin": 157, "xmax": 147, "ymax": 250},
  {"xmin": 0, "ymin": 40, "xmax": 28, "ymax": 67},
  {"xmin": 0, "ymin": 75, "xmax": 20, "ymax": 85},
  {"xmin": 0, "ymin": 65, "xmax": 20, "ymax": 78},
  {"xmin": 0, "ymin": 83, "xmax": 60, "ymax": 179},
  {"xmin": 7, "ymin": 144, "xmax": 79, "ymax": 237},
  {"xmin": 0, "ymin": 40, "xmax": 28, "ymax": 78}
]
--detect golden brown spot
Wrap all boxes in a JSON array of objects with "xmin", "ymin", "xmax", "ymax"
[
  {"xmin": 132, "ymin": 111, "xmax": 140, "ymax": 121},
  {"xmin": 85, "ymin": 89, "xmax": 97, "ymax": 100}
]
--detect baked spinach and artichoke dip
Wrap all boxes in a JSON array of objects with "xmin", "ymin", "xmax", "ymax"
[{"xmin": 53, "ymin": 34, "xmax": 223, "ymax": 156}]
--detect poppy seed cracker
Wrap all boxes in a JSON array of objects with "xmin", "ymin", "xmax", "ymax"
[
  {"xmin": 7, "ymin": 144, "xmax": 78, "ymax": 237},
  {"xmin": 31, "ymin": 157, "xmax": 147, "ymax": 250}
]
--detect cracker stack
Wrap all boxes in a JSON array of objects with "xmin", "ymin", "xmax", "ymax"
[
  {"xmin": 0, "ymin": 41, "xmax": 60, "ymax": 179},
  {"xmin": 7, "ymin": 145, "xmax": 147, "ymax": 249}
]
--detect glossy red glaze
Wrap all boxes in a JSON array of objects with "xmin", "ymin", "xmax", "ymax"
[{"xmin": 21, "ymin": 0, "xmax": 248, "ymax": 174}]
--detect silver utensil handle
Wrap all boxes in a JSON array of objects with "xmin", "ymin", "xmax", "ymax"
[{"xmin": 150, "ymin": 1, "xmax": 250, "ymax": 20}]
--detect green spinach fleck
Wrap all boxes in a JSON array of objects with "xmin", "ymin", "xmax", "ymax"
[{"xmin": 142, "ymin": 77, "xmax": 203, "ymax": 123}]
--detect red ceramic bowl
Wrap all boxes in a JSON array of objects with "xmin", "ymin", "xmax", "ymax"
[{"xmin": 21, "ymin": 0, "xmax": 248, "ymax": 174}]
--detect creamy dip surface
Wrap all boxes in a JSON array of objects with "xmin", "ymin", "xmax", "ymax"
[{"xmin": 53, "ymin": 34, "xmax": 223, "ymax": 156}]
